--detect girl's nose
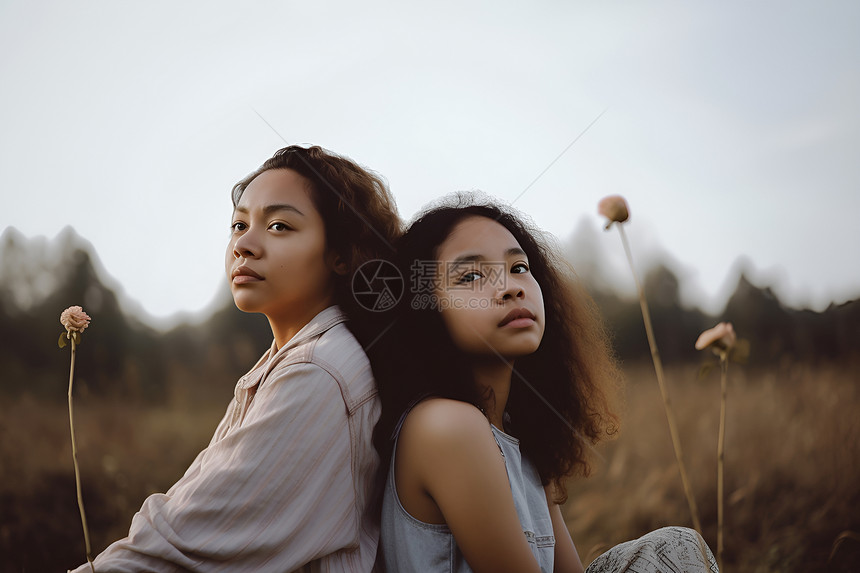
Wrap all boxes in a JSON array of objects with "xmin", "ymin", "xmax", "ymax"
[
  {"xmin": 500, "ymin": 281, "xmax": 525, "ymax": 301},
  {"xmin": 232, "ymin": 231, "xmax": 259, "ymax": 259}
]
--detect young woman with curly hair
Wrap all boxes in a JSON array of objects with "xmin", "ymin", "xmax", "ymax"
[
  {"xmin": 373, "ymin": 195, "xmax": 718, "ymax": 573},
  {"xmin": 71, "ymin": 145, "xmax": 402, "ymax": 572}
]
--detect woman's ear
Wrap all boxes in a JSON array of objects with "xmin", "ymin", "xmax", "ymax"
[{"xmin": 329, "ymin": 253, "xmax": 349, "ymax": 276}]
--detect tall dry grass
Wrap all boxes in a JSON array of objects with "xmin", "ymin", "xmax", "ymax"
[
  {"xmin": 565, "ymin": 361, "xmax": 860, "ymax": 572},
  {"xmin": 0, "ymin": 394, "xmax": 227, "ymax": 572},
  {"xmin": 1, "ymin": 360, "xmax": 858, "ymax": 571}
]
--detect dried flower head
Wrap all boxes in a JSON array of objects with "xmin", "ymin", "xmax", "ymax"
[
  {"xmin": 598, "ymin": 195, "xmax": 630, "ymax": 229},
  {"xmin": 60, "ymin": 306, "xmax": 91, "ymax": 333},
  {"xmin": 695, "ymin": 322, "xmax": 736, "ymax": 353}
]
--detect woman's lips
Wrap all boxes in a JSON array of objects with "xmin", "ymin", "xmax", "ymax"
[
  {"xmin": 232, "ymin": 266, "xmax": 264, "ymax": 284},
  {"xmin": 503, "ymin": 317, "xmax": 536, "ymax": 328},
  {"xmin": 498, "ymin": 307, "xmax": 536, "ymax": 327}
]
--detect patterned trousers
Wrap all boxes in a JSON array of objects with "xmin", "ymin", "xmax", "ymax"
[{"xmin": 586, "ymin": 527, "xmax": 719, "ymax": 573}]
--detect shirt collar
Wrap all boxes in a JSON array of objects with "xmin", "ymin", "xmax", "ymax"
[
  {"xmin": 237, "ymin": 305, "xmax": 347, "ymax": 390},
  {"xmin": 277, "ymin": 305, "xmax": 347, "ymax": 354}
]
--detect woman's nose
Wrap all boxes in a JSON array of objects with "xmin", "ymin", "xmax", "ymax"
[
  {"xmin": 500, "ymin": 280, "xmax": 525, "ymax": 301},
  {"xmin": 232, "ymin": 230, "xmax": 259, "ymax": 259}
]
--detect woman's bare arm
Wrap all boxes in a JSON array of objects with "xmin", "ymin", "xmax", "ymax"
[
  {"xmin": 396, "ymin": 398, "xmax": 542, "ymax": 573},
  {"xmin": 545, "ymin": 485, "xmax": 585, "ymax": 573}
]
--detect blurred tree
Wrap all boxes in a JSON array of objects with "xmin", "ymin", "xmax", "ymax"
[
  {"xmin": 2, "ymin": 226, "xmax": 858, "ymax": 406},
  {"xmin": 642, "ymin": 265, "xmax": 711, "ymax": 363}
]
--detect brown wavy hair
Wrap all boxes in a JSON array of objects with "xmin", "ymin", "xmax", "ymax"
[
  {"xmin": 231, "ymin": 145, "xmax": 402, "ymax": 345},
  {"xmin": 372, "ymin": 193, "xmax": 620, "ymax": 502}
]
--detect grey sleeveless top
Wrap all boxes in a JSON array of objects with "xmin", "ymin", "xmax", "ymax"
[{"xmin": 379, "ymin": 415, "xmax": 555, "ymax": 572}]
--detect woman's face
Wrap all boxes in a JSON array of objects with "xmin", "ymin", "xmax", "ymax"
[
  {"xmin": 225, "ymin": 168, "xmax": 340, "ymax": 327},
  {"xmin": 433, "ymin": 216, "xmax": 545, "ymax": 359}
]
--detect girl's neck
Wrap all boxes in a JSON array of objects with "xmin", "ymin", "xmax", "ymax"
[
  {"xmin": 471, "ymin": 358, "xmax": 514, "ymax": 428},
  {"xmin": 268, "ymin": 299, "xmax": 334, "ymax": 350}
]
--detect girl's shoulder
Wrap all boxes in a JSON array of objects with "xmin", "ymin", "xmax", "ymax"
[
  {"xmin": 399, "ymin": 398, "xmax": 494, "ymax": 453},
  {"xmin": 407, "ymin": 396, "xmax": 485, "ymax": 425}
]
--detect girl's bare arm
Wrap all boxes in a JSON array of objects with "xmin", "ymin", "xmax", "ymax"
[
  {"xmin": 544, "ymin": 484, "xmax": 585, "ymax": 573},
  {"xmin": 397, "ymin": 398, "xmax": 543, "ymax": 573}
]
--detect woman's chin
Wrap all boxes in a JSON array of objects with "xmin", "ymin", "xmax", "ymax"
[
  {"xmin": 231, "ymin": 297, "xmax": 262, "ymax": 315},
  {"xmin": 496, "ymin": 341, "xmax": 542, "ymax": 360}
]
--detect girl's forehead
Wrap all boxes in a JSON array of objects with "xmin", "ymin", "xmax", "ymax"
[
  {"xmin": 236, "ymin": 169, "xmax": 317, "ymax": 213},
  {"xmin": 437, "ymin": 216, "xmax": 522, "ymax": 260}
]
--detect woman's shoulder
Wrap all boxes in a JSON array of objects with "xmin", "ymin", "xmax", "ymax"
[
  {"xmin": 400, "ymin": 398, "xmax": 492, "ymax": 450},
  {"xmin": 314, "ymin": 319, "xmax": 368, "ymax": 363},
  {"xmin": 409, "ymin": 396, "xmax": 483, "ymax": 419},
  {"xmin": 268, "ymin": 318, "xmax": 374, "ymax": 413}
]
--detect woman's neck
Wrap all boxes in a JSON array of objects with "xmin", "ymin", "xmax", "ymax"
[
  {"xmin": 471, "ymin": 358, "xmax": 514, "ymax": 428},
  {"xmin": 268, "ymin": 299, "xmax": 334, "ymax": 350}
]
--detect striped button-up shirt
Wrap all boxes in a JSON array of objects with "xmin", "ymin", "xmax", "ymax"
[{"xmin": 71, "ymin": 306, "xmax": 381, "ymax": 572}]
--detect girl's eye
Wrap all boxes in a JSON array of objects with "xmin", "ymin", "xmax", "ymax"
[
  {"xmin": 269, "ymin": 222, "xmax": 292, "ymax": 232},
  {"xmin": 457, "ymin": 270, "xmax": 483, "ymax": 284},
  {"xmin": 511, "ymin": 262, "xmax": 529, "ymax": 274},
  {"xmin": 231, "ymin": 221, "xmax": 247, "ymax": 232}
]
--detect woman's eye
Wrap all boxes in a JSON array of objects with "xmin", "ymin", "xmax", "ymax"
[
  {"xmin": 457, "ymin": 270, "xmax": 483, "ymax": 284},
  {"xmin": 270, "ymin": 222, "xmax": 292, "ymax": 232},
  {"xmin": 230, "ymin": 221, "xmax": 247, "ymax": 232},
  {"xmin": 511, "ymin": 262, "xmax": 529, "ymax": 274}
]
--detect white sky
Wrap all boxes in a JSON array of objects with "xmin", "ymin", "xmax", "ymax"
[{"xmin": 2, "ymin": 0, "xmax": 859, "ymax": 327}]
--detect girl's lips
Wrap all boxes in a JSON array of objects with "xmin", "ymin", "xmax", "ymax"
[
  {"xmin": 232, "ymin": 274, "xmax": 263, "ymax": 285},
  {"xmin": 232, "ymin": 266, "xmax": 264, "ymax": 284},
  {"xmin": 502, "ymin": 317, "xmax": 536, "ymax": 328},
  {"xmin": 498, "ymin": 307, "xmax": 536, "ymax": 327}
]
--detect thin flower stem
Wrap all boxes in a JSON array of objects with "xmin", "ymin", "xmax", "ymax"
[
  {"xmin": 616, "ymin": 224, "xmax": 703, "ymax": 535},
  {"xmin": 68, "ymin": 336, "xmax": 95, "ymax": 573},
  {"xmin": 717, "ymin": 351, "xmax": 728, "ymax": 572}
]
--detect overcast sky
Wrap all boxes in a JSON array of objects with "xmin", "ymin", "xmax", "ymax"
[{"xmin": 2, "ymin": 0, "xmax": 858, "ymax": 327}]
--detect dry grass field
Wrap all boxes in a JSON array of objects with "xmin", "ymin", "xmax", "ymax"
[
  {"xmin": 565, "ymin": 361, "xmax": 860, "ymax": 572},
  {"xmin": 0, "ymin": 393, "xmax": 229, "ymax": 572},
  {"xmin": 1, "ymin": 360, "xmax": 858, "ymax": 572}
]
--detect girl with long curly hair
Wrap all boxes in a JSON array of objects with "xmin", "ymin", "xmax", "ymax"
[
  {"xmin": 71, "ymin": 145, "xmax": 401, "ymax": 572},
  {"xmin": 372, "ymin": 194, "xmax": 717, "ymax": 572}
]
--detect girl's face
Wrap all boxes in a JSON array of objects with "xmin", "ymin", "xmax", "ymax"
[
  {"xmin": 434, "ymin": 216, "xmax": 545, "ymax": 359},
  {"xmin": 225, "ymin": 168, "xmax": 341, "ymax": 327}
]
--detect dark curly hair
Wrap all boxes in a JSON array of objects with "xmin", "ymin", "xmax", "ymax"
[
  {"xmin": 372, "ymin": 193, "xmax": 620, "ymax": 502},
  {"xmin": 232, "ymin": 145, "xmax": 402, "ymax": 346}
]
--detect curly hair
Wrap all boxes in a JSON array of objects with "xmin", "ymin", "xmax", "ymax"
[
  {"xmin": 372, "ymin": 193, "xmax": 620, "ymax": 502},
  {"xmin": 231, "ymin": 145, "xmax": 402, "ymax": 345}
]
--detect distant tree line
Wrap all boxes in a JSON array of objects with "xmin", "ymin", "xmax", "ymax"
[
  {"xmin": 597, "ymin": 264, "xmax": 860, "ymax": 366},
  {"xmin": 1, "ymin": 229, "xmax": 857, "ymax": 403}
]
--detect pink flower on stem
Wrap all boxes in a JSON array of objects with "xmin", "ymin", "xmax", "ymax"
[
  {"xmin": 599, "ymin": 193, "xmax": 703, "ymax": 535},
  {"xmin": 60, "ymin": 306, "xmax": 92, "ymax": 334},
  {"xmin": 696, "ymin": 321, "xmax": 737, "ymax": 571},
  {"xmin": 59, "ymin": 305, "xmax": 95, "ymax": 571},
  {"xmin": 695, "ymin": 322, "xmax": 737, "ymax": 353},
  {"xmin": 598, "ymin": 195, "xmax": 630, "ymax": 229}
]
